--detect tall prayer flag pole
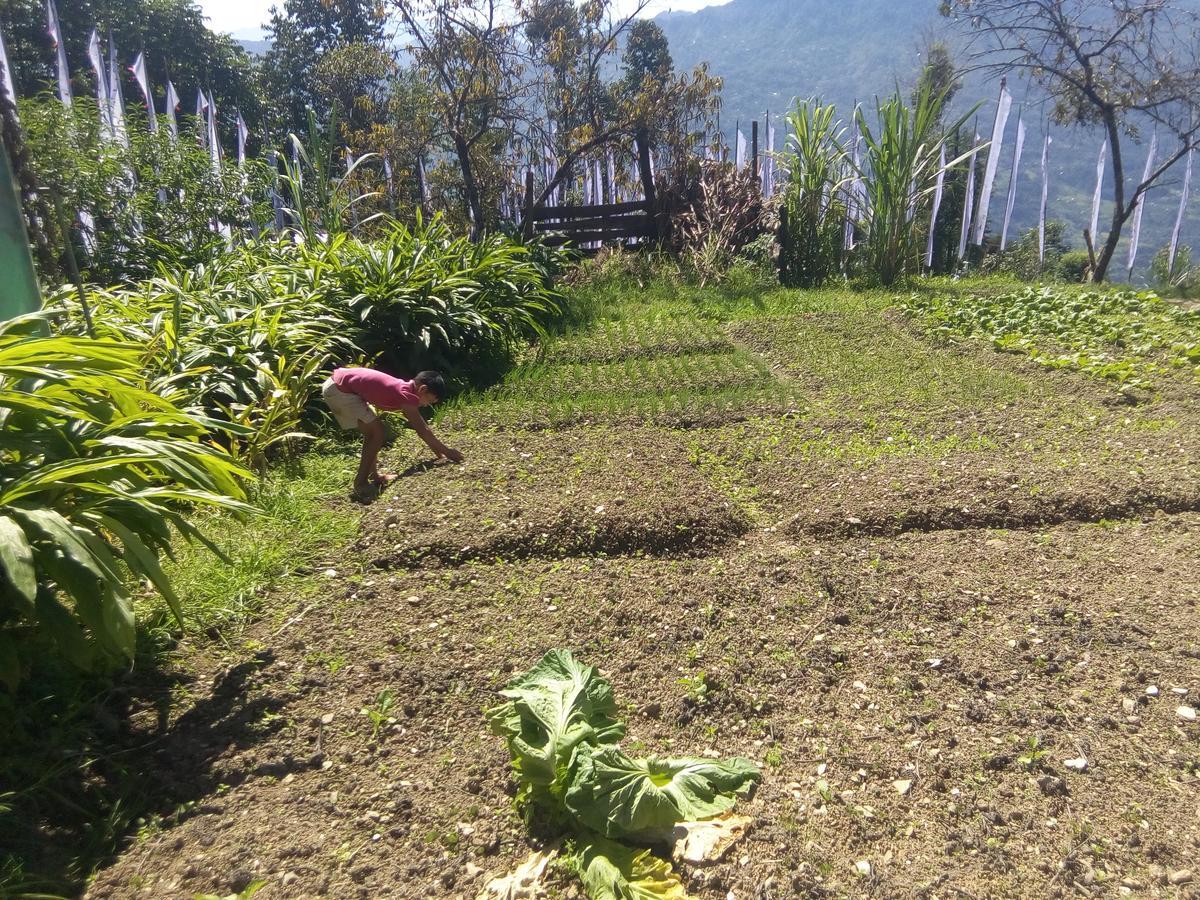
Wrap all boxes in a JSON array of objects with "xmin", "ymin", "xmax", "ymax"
[
  {"xmin": 1126, "ymin": 133, "xmax": 1158, "ymax": 280},
  {"xmin": 1000, "ymin": 112, "xmax": 1025, "ymax": 251},
  {"xmin": 47, "ymin": 1, "xmax": 71, "ymax": 107},
  {"xmin": 972, "ymin": 78, "xmax": 1013, "ymax": 246}
]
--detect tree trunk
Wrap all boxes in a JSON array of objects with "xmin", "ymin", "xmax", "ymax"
[
  {"xmin": 1091, "ymin": 114, "xmax": 1126, "ymax": 282},
  {"xmin": 453, "ymin": 132, "xmax": 484, "ymax": 240}
]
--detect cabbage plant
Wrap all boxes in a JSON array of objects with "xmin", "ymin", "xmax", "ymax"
[{"xmin": 487, "ymin": 650, "xmax": 760, "ymax": 897}]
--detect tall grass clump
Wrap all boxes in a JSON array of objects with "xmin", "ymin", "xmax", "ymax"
[
  {"xmin": 854, "ymin": 83, "xmax": 976, "ymax": 286},
  {"xmin": 778, "ymin": 98, "xmax": 850, "ymax": 287}
]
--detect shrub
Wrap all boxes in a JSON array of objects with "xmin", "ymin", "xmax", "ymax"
[
  {"xmin": 1057, "ymin": 251, "xmax": 1092, "ymax": 283},
  {"xmin": 666, "ymin": 161, "xmax": 769, "ymax": 286},
  {"xmin": 0, "ymin": 314, "xmax": 252, "ymax": 686},
  {"xmin": 1150, "ymin": 244, "xmax": 1197, "ymax": 297}
]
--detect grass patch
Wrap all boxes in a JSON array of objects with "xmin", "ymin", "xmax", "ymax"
[{"xmin": 148, "ymin": 445, "xmax": 360, "ymax": 640}]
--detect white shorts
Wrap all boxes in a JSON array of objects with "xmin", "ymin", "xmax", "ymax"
[{"xmin": 322, "ymin": 377, "xmax": 378, "ymax": 430}]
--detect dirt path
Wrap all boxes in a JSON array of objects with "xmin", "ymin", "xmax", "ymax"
[{"xmin": 86, "ymin": 298, "xmax": 1200, "ymax": 899}]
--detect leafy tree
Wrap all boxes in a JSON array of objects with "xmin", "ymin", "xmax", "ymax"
[
  {"xmin": 392, "ymin": 0, "xmax": 526, "ymax": 236},
  {"xmin": 941, "ymin": 0, "xmax": 1200, "ymax": 282},
  {"xmin": 622, "ymin": 20, "xmax": 672, "ymax": 91},
  {"xmin": 0, "ymin": 0, "xmax": 261, "ymax": 133},
  {"xmin": 261, "ymin": 0, "xmax": 388, "ymax": 135}
]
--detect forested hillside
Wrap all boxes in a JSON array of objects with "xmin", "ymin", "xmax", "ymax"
[{"xmin": 656, "ymin": 0, "xmax": 1199, "ymax": 276}]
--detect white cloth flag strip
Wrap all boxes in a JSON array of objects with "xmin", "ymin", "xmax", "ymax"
[
  {"xmin": 958, "ymin": 132, "xmax": 980, "ymax": 261},
  {"xmin": 607, "ymin": 152, "xmax": 616, "ymax": 205},
  {"xmin": 196, "ymin": 89, "xmax": 208, "ymax": 148},
  {"xmin": 107, "ymin": 31, "xmax": 128, "ymax": 147},
  {"xmin": 164, "ymin": 80, "xmax": 179, "ymax": 141},
  {"xmin": 1168, "ymin": 149, "xmax": 1193, "ymax": 273},
  {"xmin": 1126, "ymin": 133, "xmax": 1158, "ymax": 277},
  {"xmin": 0, "ymin": 22, "xmax": 16, "ymax": 119},
  {"xmin": 236, "ymin": 110, "xmax": 248, "ymax": 166},
  {"xmin": 207, "ymin": 91, "xmax": 220, "ymax": 173},
  {"xmin": 87, "ymin": 29, "xmax": 112, "ymax": 139},
  {"xmin": 130, "ymin": 52, "xmax": 156, "ymax": 133},
  {"xmin": 1000, "ymin": 114, "xmax": 1025, "ymax": 251},
  {"xmin": 927, "ymin": 143, "xmax": 946, "ymax": 267},
  {"xmin": 1090, "ymin": 138, "xmax": 1107, "ymax": 243},
  {"xmin": 735, "ymin": 129, "xmax": 747, "ymax": 171},
  {"xmin": 972, "ymin": 80, "xmax": 1012, "ymax": 246},
  {"xmin": 1039, "ymin": 135, "xmax": 1052, "ymax": 263},
  {"xmin": 47, "ymin": 0, "xmax": 71, "ymax": 107}
]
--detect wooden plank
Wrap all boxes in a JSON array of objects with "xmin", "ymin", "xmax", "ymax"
[
  {"xmin": 533, "ymin": 213, "xmax": 655, "ymax": 233},
  {"xmin": 528, "ymin": 200, "xmax": 649, "ymax": 221},
  {"xmin": 541, "ymin": 225, "xmax": 658, "ymax": 246},
  {"xmin": 539, "ymin": 221, "xmax": 658, "ymax": 241}
]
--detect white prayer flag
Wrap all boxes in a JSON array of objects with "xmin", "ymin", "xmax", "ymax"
[
  {"xmin": 958, "ymin": 132, "xmax": 980, "ymax": 261},
  {"xmin": 846, "ymin": 129, "xmax": 862, "ymax": 252},
  {"xmin": 196, "ymin": 89, "xmax": 209, "ymax": 149},
  {"xmin": 763, "ymin": 120, "xmax": 777, "ymax": 196},
  {"xmin": 735, "ymin": 129, "xmax": 747, "ymax": 171},
  {"xmin": 207, "ymin": 91, "xmax": 220, "ymax": 173},
  {"xmin": 107, "ymin": 31, "xmax": 128, "ymax": 147},
  {"xmin": 594, "ymin": 159, "xmax": 603, "ymax": 205},
  {"xmin": 164, "ymin": 80, "xmax": 179, "ymax": 141},
  {"xmin": 972, "ymin": 80, "xmax": 1013, "ymax": 246},
  {"xmin": 1090, "ymin": 138, "xmax": 1108, "ymax": 244},
  {"xmin": 1168, "ymin": 149, "xmax": 1193, "ymax": 273},
  {"xmin": 1126, "ymin": 133, "xmax": 1158, "ymax": 278},
  {"xmin": 1000, "ymin": 114, "xmax": 1026, "ymax": 251},
  {"xmin": 236, "ymin": 110, "xmax": 248, "ymax": 166},
  {"xmin": 606, "ymin": 152, "xmax": 616, "ymax": 206},
  {"xmin": 1039, "ymin": 135, "xmax": 1052, "ymax": 264},
  {"xmin": 927, "ymin": 143, "xmax": 947, "ymax": 268},
  {"xmin": 87, "ymin": 29, "xmax": 112, "ymax": 140},
  {"xmin": 129, "ymin": 52, "xmax": 157, "ymax": 133},
  {"xmin": 0, "ymin": 23, "xmax": 16, "ymax": 120},
  {"xmin": 47, "ymin": 0, "xmax": 71, "ymax": 107}
]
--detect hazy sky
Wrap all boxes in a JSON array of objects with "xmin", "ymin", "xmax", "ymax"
[{"xmin": 195, "ymin": 0, "xmax": 731, "ymax": 39}]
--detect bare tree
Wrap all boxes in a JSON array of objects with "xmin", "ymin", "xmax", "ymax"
[
  {"xmin": 941, "ymin": 0, "xmax": 1200, "ymax": 281},
  {"xmin": 391, "ymin": 0, "xmax": 527, "ymax": 237}
]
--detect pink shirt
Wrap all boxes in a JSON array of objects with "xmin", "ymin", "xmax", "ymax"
[{"xmin": 332, "ymin": 367, "xmax": 421, "ymax": 411}]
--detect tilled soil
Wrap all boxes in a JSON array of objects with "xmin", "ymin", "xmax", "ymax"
[
  {"xmin": 86, "ymin": 516, "xmax": 1200, "ymax": 899},
  {"xmin": 84, "ymin": 307, "xmax": 1200, "ymax": 899}
]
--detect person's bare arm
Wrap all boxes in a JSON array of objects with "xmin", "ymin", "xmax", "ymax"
[{"xmin": 402, "ymin": 407, "xmax": 464, "ymax": 462}]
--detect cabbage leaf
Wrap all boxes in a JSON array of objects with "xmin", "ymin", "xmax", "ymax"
[
  {"xmin": 573, "ymin": 834, "xmax": 688, "ymax": 900},
  {"xmin": 486, "ymin": 650, "xmax": 626, "ymax": 797},
  {"xmin": 565, "ymin": 745, "xmax": 760, "ymax": 842}
]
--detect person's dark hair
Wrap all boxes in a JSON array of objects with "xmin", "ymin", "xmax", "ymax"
[{"xmin": 413, "ymin": 370, "xmax": 447, "ymax": 402}]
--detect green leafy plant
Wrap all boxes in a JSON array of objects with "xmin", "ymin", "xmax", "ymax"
[
  {"xmin": 361, "ymin": 689, "xmax": 398, "ymax": 742},
  {"xmin": 487, "ymin": 650, "xmax": 760, "ymax": 897},
  {"xmin": 854, "ymin": 83, "xmax": 977, "ymax": 285},
  {"xmin": 0, "ymin": 314, "xmax": 253, "ymax": 687},
  {"xmin": 778, "ymin": 98, "xmax": 850, "ymax": 287}
]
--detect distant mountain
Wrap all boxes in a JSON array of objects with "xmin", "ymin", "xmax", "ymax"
[
  {"xmin": 654, "ymin": 0, "xmax": 1198, "ymax": 278},
  {"xmin": 238, "ymin": 39, "xmax": 272, "ymax": 57},
  {"xmin": 656, "ymin": 0, "xmax": 936, "ymax": 128}
]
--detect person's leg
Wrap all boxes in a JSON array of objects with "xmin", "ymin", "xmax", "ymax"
[{"xmin": 355, "ymin": 419, "xmax": 385, "ymax": 494}]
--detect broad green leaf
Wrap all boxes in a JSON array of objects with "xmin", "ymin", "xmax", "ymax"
[
  {"xmin": 486, "ymin": 649, "xmax": 625, "ymax": 793},
  {"xmin": 0, "ymin": 515, "xmax": 37, "ymax": 608},
  {"xmin": 99, "ymin": 516, "xmax": 184, "ymax": 626},
  {"xmin": 573, "ymin": 834, "xmax": 687, "ymax": 900},
  {"xmin": 565, "ymin": 746, "xmax": 760, "ymax": 842}
]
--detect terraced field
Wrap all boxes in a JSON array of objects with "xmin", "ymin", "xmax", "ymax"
[{"xmin": 85, "ymin": 279, "xmax": 1200, "ymax": 899}]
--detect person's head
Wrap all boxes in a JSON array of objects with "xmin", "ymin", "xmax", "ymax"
[{"xmin": 412, "ymin": 370, "xmax": 447, "ymax": 406}]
